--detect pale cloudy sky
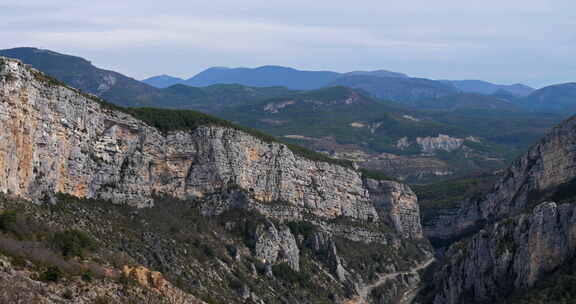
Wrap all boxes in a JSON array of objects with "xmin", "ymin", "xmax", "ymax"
[{"xmin": 1, "ymin": 0, "xmax": 574, "ymax": 87}]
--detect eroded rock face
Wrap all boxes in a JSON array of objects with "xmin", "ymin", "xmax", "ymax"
[
  {"xmin": 0, "ymin": 57, "xmax": 433, "ymax": 304},
  {"xmin": 433, "ymin": 201, "xmax": 576, "ymax": 304},
  {"xmin": 365, "ymin": 179, "xmax": 423, "ymax": 239},
  {"xmin": 394, "ymin": 134, "xmax": 464, "ymax": 154},
  {"xmin": 431, "ymin": 115, "xmax": 576, "ymax": 242},
  {"xmin": 122, "ymin": 265, "xmax": 166, "ymax": 290},
  {"xmin": 428, "ymin": 113, "xmax": 576, "ymax": 303},
  {"xmin": 0, "ymin": 57, "xmax": 382, "ymax": 223},
  {"xmin": 254, "ymin": 221, "xmax": 300, "ymax": 271},
  {"xmin": 416, "ymin": 134, "xmax": 464, "ymax": 154}
]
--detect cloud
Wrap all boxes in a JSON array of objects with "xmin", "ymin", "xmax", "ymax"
[{"xmin": 0, "ymin": 0, "xmax": 574, "ymax": 87}]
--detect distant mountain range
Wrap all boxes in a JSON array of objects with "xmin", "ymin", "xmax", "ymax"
[
  {"xmin": 440, "ymin": 80, "xmax": 534, "ymax": 96},
  {"xmin": 182, "ymin": 66, "xmax": 340, "ymax": 90},
  {"xmin": 142, "ymin": 65, "xmax": 535, "ymax": 101},
  {"xmin": 0, "ymin": 48, "xmax": 295, "ymax": 109},
  {"xmin": 3, "ymin": 47, "xmax": 573, "ymax": 115},
  {"xmin": 142, "ymin": 67, "xmax": 412, "ymax": 90}
]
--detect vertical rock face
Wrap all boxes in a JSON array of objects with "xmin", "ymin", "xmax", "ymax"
[
  {"xmin": 433, "ymin": 201, "xmax": 576, "ymax": 304},
  {"xmin": 254, "ymin": 221, "xmax": 300, "ymax": 271},
  {"xmin": 0, "ymin": 57, "xmax": 383, "ymax": 222},
  {"xmin": 365, "ymin": 179, "xmax": 423, "ymax": 239},
  {"xmin": 428, "ymin": 114, "xmax": 576, "ymax": 303},
  {"xmin": 468, "ymin": 114, "xmax": 576, "ymax": 222},
  {"xmin": 426, "ymin": 115, "xmax": 576, "ymax": 243},
  {"xmin": 0, "ymin": 57, "xmax": 434, "ymax": 303},
  {"xmin": 0, "ymin": 56, "xmax": 430, "ymax": 239}
]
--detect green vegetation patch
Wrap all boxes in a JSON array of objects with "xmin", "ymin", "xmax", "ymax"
[
  {"xmin": 51, "ymin": 229, "xmax": 97, "ymax": 258},
  {"xmin": 414, "ymin": 173, "xmax": 497, "ymax": 224},
  {"xmin": 360, "ymin": 168, "xmax": 395, "ymax": 181}
]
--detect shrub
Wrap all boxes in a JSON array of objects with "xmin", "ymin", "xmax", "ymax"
[
  {"xmin": 81, "ymin": 269, "xmax": 93, "ymax": 282},
  {"xmin": 0, "ymin": 210, "xmax": 17, "ymax": 231},
  {"xmin": 360, "ymin": 169, "xmax": 394, "ymax": 181},
  {"xmin": 286, "ymin": 221, "xmax": 317, "ymax": 238},
  {"xmin": 272, "ymin": 263, "xmax": 310, "ymax": 285},
  {"xmin": 41, "ymin": 266, "xmax": 62, "ymax": 282},
  {"xmin": 51, "ymin": 230, "xmax": 97, "ymax": 258},
  {"xmin": 62, "ymin": 289, "xmax": 73, "ymax": 299}
]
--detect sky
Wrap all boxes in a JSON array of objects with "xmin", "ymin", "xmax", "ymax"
[{"xmin": 1, "ymin": 0, "xmax": 574, "ymax": 88}]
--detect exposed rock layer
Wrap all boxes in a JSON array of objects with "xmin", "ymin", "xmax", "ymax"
[
  {"xmin": 433, "ymin": 201, "xmax": 576, "ymax": 304},
  {"xmin": 0, "ymin": 57, "xmax": 425, "ymax": 238},
  {"xmin": 427, "ymin": 113, "xmax": 576, "ymax": 303},
  {"xmin": 0, "ymin": 57, "xmax": 432, "ymax": 303}
]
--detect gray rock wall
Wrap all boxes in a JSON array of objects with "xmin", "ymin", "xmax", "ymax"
[{"xmin": 433, "ymin": 201, "xmax": 576, "ymax": 304}]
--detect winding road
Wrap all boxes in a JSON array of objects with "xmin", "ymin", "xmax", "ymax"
[{"xmin": 347, "ymin": 257, "xmax": 435, "ymax": 304}]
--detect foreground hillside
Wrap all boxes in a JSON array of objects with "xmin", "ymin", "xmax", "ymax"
[{"xmin": 0, "ymin": 56, "xmax": 434, "ymax": 303}]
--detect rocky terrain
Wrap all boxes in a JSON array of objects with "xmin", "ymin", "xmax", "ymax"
[
  {"xmin": 0, "ymin": 56, "xmax": 434, "ymax": 303},
  {"xmin": 418, "ymin": 112, "xmax": 576, "ymax": 303}
]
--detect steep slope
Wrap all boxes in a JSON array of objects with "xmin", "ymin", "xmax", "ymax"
[
  {"xmin": 142, "ymin": 75, "xmax": 185, "ymax": 88},
  {"xmin": 520, "ymin": 82, "xmax": 576, "ymax": 113},
  {"xmin": 330, "ymin": 75, "xmax": 457, "ymax": 104},
  {"xmin": 422, "ymin": 114, "xmax": 576, "ymax": 303},
  {"xmin": 184, "ymin": 66, "xmax": 340, "ymax": 89},
  {"xmin": 0, "ymin": 56, "xmax": 433, "ymax": 303}
]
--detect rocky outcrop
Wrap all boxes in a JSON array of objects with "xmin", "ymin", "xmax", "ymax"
[
  {"xmin": 0, "ymin": 57, "xmax": 376, "ymax": 220},
  {"xmin": 0, "ymin": 57, "xmax": 433, "ymax": 303},
  {"xmin": 0, "ymin": 57, "xmax": 430, "ymax": 240},
  {"xmin": 432, "ymin": 201, "xmax": 576, "ymax": 304},
  {"xmin": 122, "ymin": 265, "xmax": 166, "ymax": 290},
  {"xmin": 365, "ymin": 179, "xmax": 423, "ymax": 239},
  {"xmin": 254, "ymin": 221, "xmax": 300, "ymax": 271},
  {"xmin": 416, "ymin": 135, "xmax": 464, "ymax": 154},
  {"xmin": 432, "ymin": 115, "xmax": 576, "ymax": 242},
  {"xmin": 395, "ymin": 135, "xmax": 466, "ymax": 154},
  {"xmin": 426, "ymin": 114, "xmax": 576, "ymax": 303}
]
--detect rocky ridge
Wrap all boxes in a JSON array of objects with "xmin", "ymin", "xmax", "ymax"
[
  {"xmin": 428, "ymin": 115, "xmax": 576, "ymax": 242},
  {"xmin": 0, "ymin": 56, "xmax": 432, "ymax": 303},
  {"xmin": 431, "ymin": 201, "xmax": 576, "ymax": 304},
  {"xmin": 423, "ymin": 114, "xmax": 576, "ymax": 303}
]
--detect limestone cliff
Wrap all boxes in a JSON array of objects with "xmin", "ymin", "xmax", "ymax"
[
  {"xmin": 425, "ymin": 114, "xmax": 576, "ymax": 303},
  {"xmin": 432, "ymin": 201, "xmax": 576, "ymax": 304},
  {"xmin": 428, "ymin": 115, "xmax": 576, "ymax": 243},
  {"xmin": 0, "ymin": 57, "xmax": 379, "ymax": 224},
  {"xmin": 0, "ymin": 56, "xmax": 432, "ymax": 304}
]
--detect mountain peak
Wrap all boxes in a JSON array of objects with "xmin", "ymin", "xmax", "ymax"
[{"xmin": 184, "ymin": 65, "xmax": 340, "ymax": 89}]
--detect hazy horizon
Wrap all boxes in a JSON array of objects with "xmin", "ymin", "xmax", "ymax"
[{"xmin": 2, "ymin": 0, "xmax": 574, "ymax": 88}]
